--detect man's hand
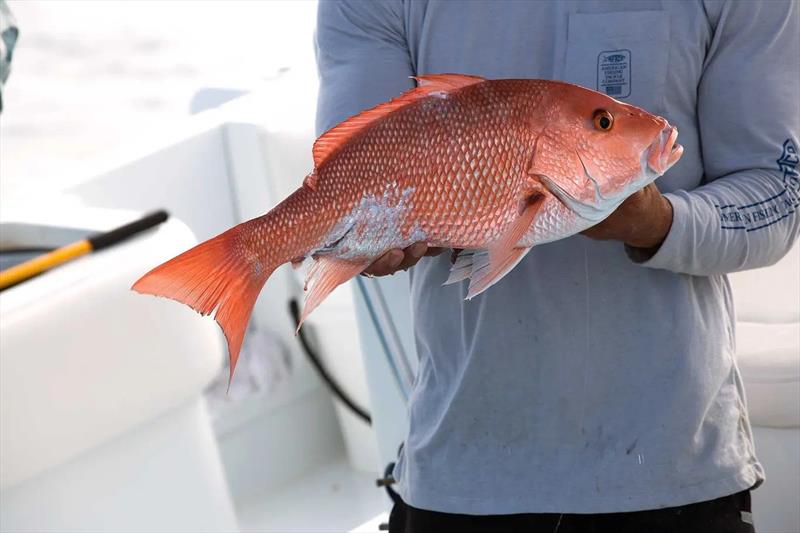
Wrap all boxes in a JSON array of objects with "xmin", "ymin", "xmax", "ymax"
[
  {"xmin": 581, "ymin": 183, "xmax": 674, "ymax": 250},
  {"xmin": 362, "ymin": 243, "xmax": 445, "ymax": 277}
]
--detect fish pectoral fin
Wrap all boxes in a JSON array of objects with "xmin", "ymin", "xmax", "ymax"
[
  {"xmin": 465, "ymin": 194, "xmax": 544, "ymax": 299},
  {"xmin": 299, "ymin": 256, "xmax": 370, "ymax": 332},
  {"xmin": 518, "ymin": 176, "xmax": 546, "ymax": 211}
]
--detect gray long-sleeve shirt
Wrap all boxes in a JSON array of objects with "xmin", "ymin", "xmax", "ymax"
[{"xmin": 316, "ymin": 0, "xmax": 799, "ymax": 514}]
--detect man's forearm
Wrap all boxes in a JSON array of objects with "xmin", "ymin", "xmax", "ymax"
[{"xmin": 632, "ymin": 168, "xmax": 800, "ymax": 275}]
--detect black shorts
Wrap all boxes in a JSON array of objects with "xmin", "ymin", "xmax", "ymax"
[{"xmin": 388, "ymin": 490, "xmax": 755, "ymax": 533}]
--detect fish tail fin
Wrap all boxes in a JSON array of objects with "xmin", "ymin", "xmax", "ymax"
[{"xmin": 132, "ymin": 221, "xmax": 276, "ymax": 384}]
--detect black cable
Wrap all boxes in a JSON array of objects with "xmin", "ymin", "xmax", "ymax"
[{"xmin": 288, "ymin": 298, "xmax": 372, "ymax": 425}]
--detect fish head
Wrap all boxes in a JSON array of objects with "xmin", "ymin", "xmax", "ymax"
[{"xmin": 530, "ymin": 82, "xmax": 683, "ymax": 221}]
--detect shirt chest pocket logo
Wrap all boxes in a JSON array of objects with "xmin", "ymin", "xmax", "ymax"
[
  {"xmin": 562, "ymin": 11, "xmax": 670, "ymax": 115},
  {"xmin": 597, "ymin": 50, "xmax": 631, "ymax": 97}
]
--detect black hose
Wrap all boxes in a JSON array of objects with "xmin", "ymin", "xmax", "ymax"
[{"xmin": 289, "ymin": 299, "xmax": 372, "ymax": 425}]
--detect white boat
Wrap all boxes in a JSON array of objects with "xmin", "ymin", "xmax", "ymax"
[{"xmin": 0, "ymin": 72, "xmax": 797, "ymax": 533}]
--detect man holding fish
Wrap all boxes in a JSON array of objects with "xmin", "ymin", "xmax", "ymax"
[
  {"xmin": 314, "ymin": 1, "xmax": 799, "ymax": 532},
  {"xmin": 134, "ymin": 1, "xmax": 797, "ymax": 530}
]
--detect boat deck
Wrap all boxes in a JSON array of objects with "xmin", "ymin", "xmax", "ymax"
[{"xmin": 236, "ymin": 456, "xmax": 388, "ymax": 533}]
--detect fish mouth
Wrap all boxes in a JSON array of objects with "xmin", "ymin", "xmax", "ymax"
[{"xmin": 646, "ymin": 125, "xmax": 683, "ymax": 175}]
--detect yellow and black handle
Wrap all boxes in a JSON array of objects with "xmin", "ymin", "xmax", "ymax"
[{"xmin": 0, "ymin": 210, "xmax": 169, "ymax": 291}]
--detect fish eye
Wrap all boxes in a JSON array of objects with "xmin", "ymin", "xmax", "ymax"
[{"xmin": 593, "ymin": 109, "xmax": 614, "ymax": 132}]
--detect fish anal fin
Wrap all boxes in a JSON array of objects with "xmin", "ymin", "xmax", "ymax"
[
  {"xmin": 312, "ymin": 74, "xmax": 485, "ymax": 167},
  {"xmin": 299, "ymin": 256, "xmax": 369, "ymax": 331},
  {"xmin": 466, "ymin": 194, "xmax": 545, "ymax": 299}
]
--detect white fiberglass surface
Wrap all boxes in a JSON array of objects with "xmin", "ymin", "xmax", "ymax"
[{"xmin": 235, "ymin": 457, "xmax": 389, "ymax": 533}]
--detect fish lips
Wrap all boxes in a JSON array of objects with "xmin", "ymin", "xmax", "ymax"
[{"xmin": 647, "ymin": 125, "xmax": 683, "ymax": 176}]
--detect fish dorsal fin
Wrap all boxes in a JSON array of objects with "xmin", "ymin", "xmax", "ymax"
[
  {"xmin": 312, "ymin": 74, "xmax": 485, "ymax": 167},
  {"xmin": 413, "ymin": 73, "xmax": 486, "ymax": 91}
]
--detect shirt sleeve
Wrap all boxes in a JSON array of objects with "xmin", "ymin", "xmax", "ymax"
[
  {"xmin": 315, "ymin": 0, "xmax": 415, "ymax": 137},
  {"xmin": 632, "ymin": 0, "xmax": 800, "ymax": 276}
]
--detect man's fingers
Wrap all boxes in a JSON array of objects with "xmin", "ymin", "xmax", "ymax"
[
  {"xmin": 363, "ymin": 249, "xmax": 404, "ymax": 276},
  {"xmin": 396, "ymin": 242, "xmax": 428, "ymax": 271},
  {"xmin": 408, "ymin": 242, "xmax": 429, "ymax": 259},
  {"xmin": 581, "ymin": 225, "xmax": 612, "ymax": 240},
  {"xmin": 580, "ymin": 183, "xmax": 672, "ymax": 247},
  {"xmin": 362, "ymin": 243, "xmax": 443, "ymax": 277}
]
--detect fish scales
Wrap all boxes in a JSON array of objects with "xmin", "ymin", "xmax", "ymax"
[
  {"xmin": 236, "ymin": 80, "xmax": 544, "ymax": 268},
  {"xmin": 313, "ymin": 79, "xmax": 544, "ymax": 252}
]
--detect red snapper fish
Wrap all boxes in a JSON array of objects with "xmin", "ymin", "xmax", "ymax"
[{"xmin": 133, "ymin": 74, "xmax": 683, "ymax": 379}]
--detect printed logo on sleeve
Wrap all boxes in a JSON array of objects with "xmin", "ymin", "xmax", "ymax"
[
  {"xmin": 597, "ymin": 49, "xmax": 631, "ymax": 98},
  {"xmin": 778, "ymin": 138, "xmax": 799, "ymax": 192},
  {"xmin": 716, "ymin": 139, "xmax": 800, "ymax": 232}
]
